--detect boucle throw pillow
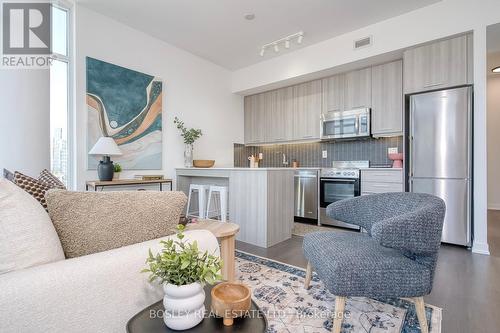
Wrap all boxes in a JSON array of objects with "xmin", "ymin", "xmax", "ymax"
[
  {"xmin": 0, "ymin": 179, "xmax": 65, "ymax": 274},
  {"xmin": 38, "ymin": 169, "xmax": 66, "ymax": 189},
  {"xmin": 45, "ymin": 189, "xmax": 187, "ymax": 258}
]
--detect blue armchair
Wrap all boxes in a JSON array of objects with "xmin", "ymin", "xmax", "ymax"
[{"xmin": 303, "ymin": 192, "xmax": 445, "ymax": 333}]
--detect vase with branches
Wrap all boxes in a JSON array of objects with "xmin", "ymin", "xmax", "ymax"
[{"xmin": 174, "ymin": 117, "xmax": 202, "ymax": 167}]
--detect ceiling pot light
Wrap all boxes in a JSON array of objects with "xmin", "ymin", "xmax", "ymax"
[
  {"xmin": 274, "ymin": 43, "xmax": 279, "ymax": 52},
  {"xmin": 244, "ymin": 14, "xmax": 255, "ymax": 20},
  {"xmin": 493, "ymin": 66, "xmax": 500, "ymax": 73}
]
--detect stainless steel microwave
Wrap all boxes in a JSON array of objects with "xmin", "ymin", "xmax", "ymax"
[{"xmin": 321, "ymin": 108, "xmax": 371, "ymax": 140}]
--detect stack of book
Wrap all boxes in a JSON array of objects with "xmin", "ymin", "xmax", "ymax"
[{"xmin": 133, "ymin": 175, "xmax": 164, "ymax": 181}]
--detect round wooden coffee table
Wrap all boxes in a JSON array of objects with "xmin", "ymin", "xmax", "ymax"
[{"xmin": 126, "ymin": 285, "xmax": 267, "ymax": 333}]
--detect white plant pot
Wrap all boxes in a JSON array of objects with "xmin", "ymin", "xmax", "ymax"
[{"xmin": 163, "ymin": 282, "xmax": 206, "ymax": 330}]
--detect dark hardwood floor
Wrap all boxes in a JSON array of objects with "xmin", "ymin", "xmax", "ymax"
[{"xmin": 236, "ymin": 210, "xmax": 500, "ymax": 333}]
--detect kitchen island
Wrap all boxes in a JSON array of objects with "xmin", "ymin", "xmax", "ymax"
[{"xmin": 176, "ymin": 168, "xmax": 294, "ymax": 248}]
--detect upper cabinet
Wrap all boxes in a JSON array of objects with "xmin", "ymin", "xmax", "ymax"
[
  {"xmin": 271, "ymin": 87, "xmax": 294, "ymax": 142},
  {"xmin": 371, "ymin": 60, "xmax": 403, "ymax": 137},
  {"xmin": 244, "ymin": 93, "xmax": 268, "ymax": 144},
  {"xmin": 293, "ymin": 80, "xmax": 322, "ymax": 140},
  {"xmin": 345, "ymin": 67, "xmax": 372, "ymax": 109},
  {"xmin": 322, "ymin": 74, "xmax": 345, "ymax": 114},
  {"xmin": 403, "ymin": 34, "xmax": 472, "ymax": 94}
]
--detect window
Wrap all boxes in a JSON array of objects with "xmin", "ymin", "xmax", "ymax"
[{"xmin": 50, "ymin": 4, "xmax": 71, "ymax": 186}]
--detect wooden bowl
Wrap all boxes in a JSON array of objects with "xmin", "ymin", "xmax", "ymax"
[
  {"xmin": 193, "ymin": 160, "xmax": 215, "ymax": 168},
  {"xmin": 211, "ymin": 282, "xmax": 251, "ymax": 326}
]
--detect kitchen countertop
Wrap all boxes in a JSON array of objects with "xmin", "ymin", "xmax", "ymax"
[{"xmin": 175, "ymin": 167, "xmax": 319, "ymax": 170}]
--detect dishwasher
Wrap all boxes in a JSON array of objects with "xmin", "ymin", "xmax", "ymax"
[{"xmin": 294, "ymin": 170, "xmax": 319, "ymax": 222}]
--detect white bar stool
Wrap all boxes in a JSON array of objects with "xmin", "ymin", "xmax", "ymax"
[
  {"xmin": 206, "ymin": 185, "xmax": 228, "ymax": 222},
  {"xmin": 186, "ymin": 184, "xmax": 208, "ymax": 219}
]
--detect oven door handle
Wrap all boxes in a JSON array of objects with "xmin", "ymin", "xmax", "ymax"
[{"xmin": 321, "ymin": 178, "xmax": 357, "ymax": 183}]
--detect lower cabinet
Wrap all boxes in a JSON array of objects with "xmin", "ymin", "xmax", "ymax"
[{"xmin": 361, "ymin": 169, "xmax": 403, "ymax": 195}]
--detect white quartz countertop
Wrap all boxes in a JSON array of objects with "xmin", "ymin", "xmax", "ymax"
[
  {"xmin": 359, "ymin": 167, "xmax": 403, "ymax": 171},
  {"xmin": 176, "ymin": 167, "xmax": 317, "ymax": 171}
]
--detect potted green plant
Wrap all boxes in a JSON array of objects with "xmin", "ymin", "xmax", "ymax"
[
  {"xmin": 142, "ymin": 224, "xmax": 222, "ymax": 330},
  {"xmin": 113, "ymin": 163, "xmax": 122, "ymax": 180},
  {"xmin": 174, "ymin": 117, "xmax": 202, "ymax": 168}
]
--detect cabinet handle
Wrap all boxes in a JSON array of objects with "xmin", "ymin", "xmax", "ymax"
[
  {"xmin": 423, "ymin": 82, "xmax": 444, "ymax": 88},
  {"xmin": 302, "ymin": 135, "xmax": 314, "ymax": 138}
]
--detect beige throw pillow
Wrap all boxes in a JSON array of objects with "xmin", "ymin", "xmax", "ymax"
[
  {"xmin": 46, "ymin": 190, "xmax": 187, "ymax": 258},
  {"xmin": 0, "ymin": 179, "xmax": 65, "ymax": 274}
]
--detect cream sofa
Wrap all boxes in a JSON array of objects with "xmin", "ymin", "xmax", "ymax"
[{"xmin": 0, "ymin": 179, "xmax": 220, "ymax": 333}]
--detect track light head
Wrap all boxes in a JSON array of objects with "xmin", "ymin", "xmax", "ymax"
[
  {"xmin": 274, "ymin": 43, "xmax": 279, "ymax": 52},
  {"xmin": 297, "ymin": 34, "xmax": 303, "ymax": 44},
  {"xmin": 260, "ymin": 48, "xmax": 265, "ymax": 57},
  {"xmin": 285, "ymin": 39, "xmax": 290, "ymax": 49}
]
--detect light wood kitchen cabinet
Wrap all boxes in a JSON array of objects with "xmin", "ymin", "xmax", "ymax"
[
  {"xmin": 322, "ymin": 74, "xmax": 345, "ymax": 115},
  {"xmin": 371, "ymin": 60, "xmax": 403, "ymax": 137},
  {"xmin": 271, "ymin": 86, "xmax": 294, "ymax": 142},
  {"xmin": 403, "ymin": 34, "xmax": 472, "ymax": 94},
  {"xmin": 361, "ymin": 169, "xmax": 403, "ymax": 195},
  {"xmin": 293, "ymin": 80, "xmax": 322, "ymax": 140},
  {"xmin": 345, "ymin": 67, "xmax": 372, "ymax": 109},
  {"xmin": 244, "ymin": 93, "xmax": 268, "ymax": 144}
]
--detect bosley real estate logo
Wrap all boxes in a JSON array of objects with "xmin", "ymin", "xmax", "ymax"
[{"xmin": 2, "ymin": 1, "xmax": 52, "ymax": 68}]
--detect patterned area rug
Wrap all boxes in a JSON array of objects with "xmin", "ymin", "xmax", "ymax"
[{"xmin": 235, "ymin": 251, "xmax": 442, "ymax": 333}]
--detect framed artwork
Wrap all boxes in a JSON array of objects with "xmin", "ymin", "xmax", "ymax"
[{"xmin": 86, "ymin": 57, "xmax": 162, "ymax": 169}]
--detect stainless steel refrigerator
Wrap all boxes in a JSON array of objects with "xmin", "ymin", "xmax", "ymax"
[{"xmin": 409, "ymin": 86, "xmax": 472, "ymax": 246}]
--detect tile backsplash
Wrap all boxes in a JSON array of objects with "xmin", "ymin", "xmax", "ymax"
[{"xmin": 234, "ymin": 136, "xmax": 403, "ymax": 168}]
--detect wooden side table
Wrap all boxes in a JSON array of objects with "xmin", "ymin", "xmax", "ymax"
[{"xmin": 185, "ymin": 219, "xmax": 240, "ymax": 281}]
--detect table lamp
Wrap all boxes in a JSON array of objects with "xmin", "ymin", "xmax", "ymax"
[{"xmin": 88, "ymin": 137, "xmax": 122, "ymax": 181}]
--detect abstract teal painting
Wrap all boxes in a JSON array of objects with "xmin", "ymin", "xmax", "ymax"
[{"xmin": 86, "ymin": 57, "xmax": 162, "ymax": 169}]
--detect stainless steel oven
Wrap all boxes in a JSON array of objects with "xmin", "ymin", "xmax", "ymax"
[
  {"xmin": 321, "ymin": 108, "xmax": 371, "ymax": 140},
  {"xmin": 319, "ymin": 164, "xmax": 364, "ymax": 230}
]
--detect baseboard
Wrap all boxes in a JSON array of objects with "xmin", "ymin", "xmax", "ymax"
[
  {"xmin": 472, "ymin": 242, "xmax": 490, "ymax": 255},
  {"xmin": 488, "ymin": 203, "xmax": 500, "ymax": 210}
]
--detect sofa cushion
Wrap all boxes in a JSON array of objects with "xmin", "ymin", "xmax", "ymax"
[
  {"xmin": 13, "ymin": 171, "xmax": 56, "ymax": 211},
  {"xmin": 45, "ymin": 189, "xmax": 187, "ymax": 258},
  {"xmin": 0, "ymin": 179, "xmax": 65, "ymax": 274},
  {"xmin": 38, "ymin": 169, "xmax": 66, "ymax": 189}
]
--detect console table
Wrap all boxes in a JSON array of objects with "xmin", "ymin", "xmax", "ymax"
[{"xmin": 85, "ymin": 179, "xmax": 173, "ymax": 191}]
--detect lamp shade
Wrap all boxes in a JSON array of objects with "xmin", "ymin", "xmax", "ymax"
[{"xmin": 88, "ymin": 137, "xmax": 122, "ymax": 156}]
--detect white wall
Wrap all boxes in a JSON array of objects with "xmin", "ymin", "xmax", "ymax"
[
  {"xmin": 75, "ymin": 6, "xmax": 243, "ymax": 190},
  {"xmin": 0, "ymin": 69, "xmax": 50, "ymax": 176},
  {"xmin": 487, "ymin": 53, "xmax": 500, "ymax": 210},
  {"xmin": 231, "ymin": 0, "xmax": 500, "ymax": 255}
]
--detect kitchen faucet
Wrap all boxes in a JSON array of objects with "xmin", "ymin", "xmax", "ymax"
[{"xmin": 277, "ymin": 152, "xmax": 288, "ymax": 166}]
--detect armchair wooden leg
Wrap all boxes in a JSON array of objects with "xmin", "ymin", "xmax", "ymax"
[
  {"xmin": 304, "ymin": 261, "xmax": 312, "ymax": 289},
  {"xmin": 414, "ymin": 297, "xmax": 428, "ymax": 333},
  {"xmin": 333, "ymin": 296, "xmax": 346, "ymax": 333}
]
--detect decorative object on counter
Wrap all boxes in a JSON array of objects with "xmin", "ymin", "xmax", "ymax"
[
  {"xmin": 211, "ymin": 282, "xmax": 251, "ymax": 326},
  {"xmin": 388, "ymin": 152, "xmax": 404, "ymax": 168},
  {"xmin": 86, "ymin": 57, "xmax": 162, "ymax": 170},
  {"xmin": 88, "ymin": 137, "xmax": 123, "ymax": 181},
  {"xmin": 292, "ymin": 159, "xmax": 299, "ymax": 168},
  {"xmin": 174, "ymin": 117, "xmax": 203, "ymax": 168},
  {"xmin": 248, "ymin": 155, "xmax": 258, "ymax": 168},
  {"xmin": 142, "ymin": 224, "xmax": 222, "ymax": 330},
  {"xmin": 113, "ymin": 163, "xmax": 122, "ymax": 180},
  {"xmin": 193, "ymin": 160, "xmax": 215, "ymax": 168}
]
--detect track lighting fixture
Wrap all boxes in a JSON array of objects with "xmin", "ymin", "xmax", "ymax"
[{"xmin": 259, "ymin": 31, "xmax": 304, "ymax": 56}]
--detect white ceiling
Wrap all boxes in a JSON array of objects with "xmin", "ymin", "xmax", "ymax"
[{"xmin": 78, "ymin": 0, "xmax": 441, "ymax": 70}]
